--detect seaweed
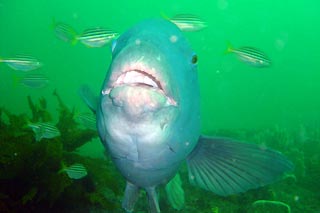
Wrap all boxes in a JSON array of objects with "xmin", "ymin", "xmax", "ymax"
[
  {"xmin": 1, "ymin": 92, "xmax": 320, "ymax": 212},
  {"xmin": 27, "ymin": 95, "xmax": 52, "ymax": 122},
  {"xmin": 0, "ymin": 92, "xmax": 119, "ymax": 212},
  {"xmin": 53, "ymin": 89, "xmax": 97, "ymax": 151}
]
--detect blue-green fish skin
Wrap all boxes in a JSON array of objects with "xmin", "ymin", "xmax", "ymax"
[
  {"xmin": 20, "ymin": 74, "xmax": 49, "ymax": 88},
  {"xmin": 62, "ymin": 163, "xmax": 88, "ymax": 180},
  {"xmin": 28, "ymin": 122, "xmax": 61, "ymax": 142},
  {"xmin": 1, "ymin": 55, "xmax": 42, "ymax": 71},
  {"xmin": 90, "ymin": 19, "xmax": 293, "ymax": 213},
  {"xmin": 227, "ymin": 44, "xmax": 271, "ymax": 68},
  {"xmin": 97, "ymin": 18, "xmax": 201, "ymax": 212},
  {"xmin": 169, "ymin": 14, "xmax": 207, "ymax": 32},
  {"xmin": 77, "ymin": 28, "xmax": 119, "ymax": 48}
]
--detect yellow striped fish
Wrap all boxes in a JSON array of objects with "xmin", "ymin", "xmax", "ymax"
[
  {"xmin": 169, "ymin": 14, "xmax": 207, "ymax": 32},
  {"xmin": 59, "ymin": 163, "xmax": 88, "ymax": 180},
  {"xmin": 226, "ymin": 43, "xmax": 271, "ymax": 68},
  {"xmin": 18, "ymin": 74, "xmax": 49, "ymax": 88},
  {"xmin": 52, "ymin": 19, "xmax": 78, "ymax": 45},
  {"xmin": 0, "ymin": 55, "xmax": 42, "ymax": 71},
  {"xmin": 27, "ymin": 122, "xmax": 60, "ymax": 141},
  {"xmin": 77, "ymin": 28, "xmax": 119, "ymax": 48}
]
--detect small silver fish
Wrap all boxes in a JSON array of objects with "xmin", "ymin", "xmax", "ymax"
[
  {"xmin": 53, "ymin": 20, "xmax": 78, "ymax": 45},
  {"xmin": 61, "ymin": 163, "xmax": 88, "ymax": 180},
  {"xmin": 28, "ymin": 122, "xmax": 61, "ymax": 141},
  {"xmin": 0, "ymin": 55, "xmax": 42, "ymax": 71},
  {"xmin": 77, "ymin": 27, "xmax": 119, "ymax": 48},
  {"xmin": 226, "ymin": 43, "xmax": 271, "ymax": 67},
  {"xmin": 169, "ymin": 14, "xmax": 207, "ymax": 32},
  {"xmin": 75, "ymin": 112, "xmax": 97, "ymax": 130},
  {"xmin": 19, "ymin": 74, "xmax": 49, "ymax": 88}
]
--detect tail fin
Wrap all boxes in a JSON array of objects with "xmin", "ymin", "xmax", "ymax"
[
  {"xmin": 50, "ymin": 17, "xmax": 57, "ymax": 30},
  {"xmin": 71, "ymin": 35, "xmax": 78, "ymax": 46},
  {"xmin": 12, "ymin": 74, "xmax": 21, "ymax": 88},
  {"xmin": 23, "ymin": 118, "xmax": 31, "ymax": 129},
  {"xmin": 51, "ymin": 17, "xmax": 78, "ymax": 45},
  {"xmin": 224, "ymin": 41, "xmax": 234, "ymax": 54},
  {"xmin": 160, "ymin": 11, "xmax": 170, "ymax": 20},
  {"xmin": 58, "ymin": 161, "xmax": 67, "ymax": 174}
]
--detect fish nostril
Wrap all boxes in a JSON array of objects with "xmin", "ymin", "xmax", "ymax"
[{"xmin": 191, "ymin": 54, "xmax": 198, "ymax": 64}]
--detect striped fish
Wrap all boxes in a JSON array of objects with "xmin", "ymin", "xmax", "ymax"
[
  {"xmin": 226, "ymin": 43, "xmax": 271, "ymax": 68},
  {"xmin": 28, "ymin": 122, "xmax": 61, "ymax": 142},
  {"xmin": 77, "ymin": 28, "xmax": 119, "ymax": 48},
  {"xmin": 61, "ymin": 163, "xmax": 88, "ymax": 180},
  {"xmin": 75, "ymin": 112, "xmax": 97, "ymax": 130},
  {"xmin": 19, "ymin": 74, "xmax": 49, "ymax": 88},
  {"xmin": 53, "ymin": 20, "xmax": 78, "ymax": 45},
  {"xmin": 0, "ymin": 55, "xmax": 42, "ymax": 71},
  {"xmin": 169, "ymin": 14, "xmax": 207, "ymax": 32}
]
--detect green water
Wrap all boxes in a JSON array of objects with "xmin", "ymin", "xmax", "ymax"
[
  {"xmin": 0, "ymin": 1, "xmax": 320, "ymax": 130},
  {"xmin": 1, "ymin": 0, "xmax": 320, "ymax": 212},
  {"xmin": 1, "ymin": 1, "xmax": 319, "ymax": 130}
]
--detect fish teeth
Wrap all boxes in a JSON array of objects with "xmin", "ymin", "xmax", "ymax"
[
  {"xmin": 143, "ymin": 76, "xmax": 158, "ymax": 87},
  {"xmin": 117, "ymin": 71, "xmax": 158, "ymax": 88}
]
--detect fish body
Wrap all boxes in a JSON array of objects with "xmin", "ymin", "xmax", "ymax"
[
  {"xmin": 98, "ymin": 18, "xmax": 200, "ymax": 185},
  {"xmin": 94, "ymin": 19, "xmax": 293, "ymax": 212},
  {"xmin": 19, "ymin": 74, "xmax": 49, "ymax": 88},
  {"xmin": 77, "ymin": 28, "xmax": 119, "ymax": 48},
  {"xmin": 75, "ymin": 112, "xmax": 97, "ymax": 130},
  {"xmin": 28, "ymin": 122, "xmax": 60, "ymax": 141},
  {"xmin": 1, "ymin": 55, "xmax": 42, "ymax": 71},
  {"xmin": 169, "ymin": 14, "xmax": 207, "ymax": 32},
  {"xmin": 53, "ymin": 20, "xmax": 78, "ymax": 45},
  {"xmin": 226, "ymin": 43, "xmax": 271, "ymax": 67},
  {"xmin": 97, "ymin": 19, "xmax": 200, "ymax": 212},
  {"xmin": 60, "ymin": 163, "xmax": 88, "ymax": 179}
]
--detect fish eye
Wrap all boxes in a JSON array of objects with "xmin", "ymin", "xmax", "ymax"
[{"xmin": 191, "ymin": 53, "xmax": 198, "ymax": 64}]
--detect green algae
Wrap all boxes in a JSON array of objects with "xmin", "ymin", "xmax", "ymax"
[
  {"xmin": 0, "ymin": 92, "xmax": 122, "ymax": 212},
  {"xmin": 1, "ymin": 93, "xmax": 320, "ymax": 212}
]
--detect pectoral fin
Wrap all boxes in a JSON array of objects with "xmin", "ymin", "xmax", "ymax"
[
  {"xmin": 186, "ymin": 136, "xmax": 293, "ymax": 196},
  {"xmin": 78, "ymin": 84, "xmax": 98, "ymax": 113}
]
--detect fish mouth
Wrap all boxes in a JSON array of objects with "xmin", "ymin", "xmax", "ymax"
[
  {"xmin": 102, "ymin": 68, "xmax": 177, "ymax": 106},
  {"xmin": 113, "ymin": 69, "xmax": 163, "ymax": 90}
]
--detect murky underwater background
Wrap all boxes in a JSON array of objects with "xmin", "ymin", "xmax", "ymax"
[{"xmin": 0, "ymin": 0, "xmax": 319, "ymax": 212}]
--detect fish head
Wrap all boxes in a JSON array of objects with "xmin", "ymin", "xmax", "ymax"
[
  {"xmin": 101, "ymin": 19, "xmax": 199, "ymax": 118},
  {"xmin": 98, "ymin": 19, "xmax": 201, "ymax": 164}
]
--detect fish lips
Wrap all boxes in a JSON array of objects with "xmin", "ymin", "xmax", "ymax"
[{"xmin": 103, "ymin": 70, "xmax": 177, "ymax": 115}]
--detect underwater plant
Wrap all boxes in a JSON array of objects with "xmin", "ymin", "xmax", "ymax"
[
  {"xmin": 1, "ymin": 93, "xmax": 320, "ymax": 212},
  {"xmin": 0, "ymin": 92, "xmax": 117, "ymax": 212},
  {"xmin": 52, "ymin": 89, "xmax": 98, "ymax": 151},
  {"xmin": 27, "ymin": 95, "xmax": 52, "ymax": 122}
]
